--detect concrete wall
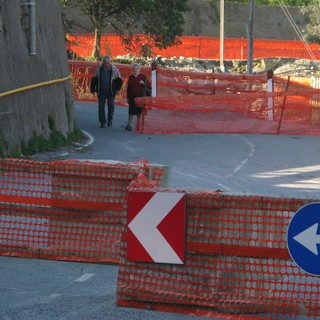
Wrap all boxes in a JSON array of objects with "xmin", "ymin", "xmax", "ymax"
[
  {"xmin": 0, "ymin": 0, "xmax": 74, "ymax": 156},
  {"xmin": 63, "ymin": 0, "xmax": 307, "ymax": 40},
  {"xmin": 185, "ymin": 0, "xmax": 307, "ymax": 40}
]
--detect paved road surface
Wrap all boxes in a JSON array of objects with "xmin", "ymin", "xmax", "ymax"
[
  {"xmin": 0, "ymin": 256, "xmax": 205, "ymax": 320},
  {"xmin": 67, "ymin": 102, "xmax": 320, "ymax": 199}
]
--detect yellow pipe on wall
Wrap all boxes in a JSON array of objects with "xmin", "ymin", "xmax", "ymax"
[{"xmin": 0, "ymin": 74, "xmax": 72, "ymax": 98}]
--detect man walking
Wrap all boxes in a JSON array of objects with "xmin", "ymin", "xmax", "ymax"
[{"xmin": 90, "ymin": 55, "xmax": 122, "ymax": 128}]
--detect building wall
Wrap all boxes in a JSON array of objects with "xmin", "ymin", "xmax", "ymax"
[{"xmin": 0, "ymin": 0, "xmax": 73, "ymax": 156}]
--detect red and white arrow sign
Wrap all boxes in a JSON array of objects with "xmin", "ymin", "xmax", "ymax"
[{"xmin": 127, "ymin": 191, "xmax": 186, "ymax": 264}]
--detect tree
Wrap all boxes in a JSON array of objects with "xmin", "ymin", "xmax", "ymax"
[
  {"xmin": 301, "ymin": 0, "xmax": 320, "ymax": 43},
  {"xmin": 60, "ymin": 0, "xmax": 74, "ymax": 36},
  {"xmin": 61, "ymin": 0, "xmax": 189, "ymax": 60}
]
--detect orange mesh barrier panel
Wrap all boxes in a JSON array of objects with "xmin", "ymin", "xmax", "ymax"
[
  {"xmin": 69, "ymin": 61, "xmax": 320, "ymax": 135},
  {"xmin": 66, "ymin": 34, "xmax": 320, "ymax": 60},
  {"xmin": 69, "ymin": 60, "xmax": 313, "ymax": 101},
  {"xmin": 155, "ymin": 67, "xmax": 314, "ymax": 96},
  {"xmin": 117, "ymin": 190, "xmax": 320, "ymax": 318},
  {"xmin": 155, "ymin": 67, "xmax": 306, "ymax": 95},
  {"xmin": 135, "ymin": 89, "xmax": 320, "ymax": 135},
  {"xmin": 156, "ymin": 67, "xmax": 270, "ymax": 96},
  {"xmin": 69, "ymin": 60, "xmax": 152, "ymax": 104},
  {"xmin": 69, "ymin": 60, "xmax": 320, "ymax": 136},
  {"xmin": 0, "ymin": 159, "xmax": 165, "ymax": 263}
]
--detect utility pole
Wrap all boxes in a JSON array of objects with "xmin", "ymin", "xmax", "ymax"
[
  {"xmin": 220, "ymin": 0, "xmax": 225, "ymax": 72},
  {"xmin": 246, "ymin": 0, "xmax": 254, "ymax": 74}
]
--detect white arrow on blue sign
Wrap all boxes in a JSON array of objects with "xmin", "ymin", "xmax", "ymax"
[{"xmin": 287, "ymin": 202, "xmax": 320, "ymax": 276}]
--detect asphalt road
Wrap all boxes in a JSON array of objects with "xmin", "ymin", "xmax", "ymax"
[
  {"xmin": 0, "ymin": 256, "xmax": 205, "ymax": 320},
  {"xmin": 66, "ymin": 102, "xmax": 320, "ymax": 199},
  {"xmin": 2, "ymin": 101, "xmax": 319, "ymax": 319}
]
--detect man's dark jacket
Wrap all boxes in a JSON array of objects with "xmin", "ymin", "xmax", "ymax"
[{"xmin": 90, "ymin": 63, "xmax": 122, "ymax": 95}]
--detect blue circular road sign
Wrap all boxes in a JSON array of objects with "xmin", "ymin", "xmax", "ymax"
[{"xmin": 287, "ymin": 202, "xmax": 320, "ymax": 276}]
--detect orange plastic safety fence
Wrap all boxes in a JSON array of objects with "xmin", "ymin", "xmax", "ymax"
[
  {"xmin": 156, "ymin": 67, "xmax": 272, "ymax": 96},
  {"xmin": 117, "ymin": 191, "xmax": 320, "ymax": 318},
  {"xmin": 66, "ymin": 34, "xmax": 320, "ymax": 60},
  {"xmin": 0, "ymin": 159, "xmax": 165, "ymax": 263},
  {"xmin": 69, "ymin": 60, "xmax": 320, "ymax": 136},
  {"xmin": 69, "ymin": 60, "xmax": 314, "ymax": 100},
  {"xmin": 69, "ymin": 60, "xmax": 152, "ymax": 104},
  {"xmin": 135, "ymin": 88, "xmax": 320, "ymax": 135},
  {"xmin": 156, "ymin": 67, "xmax": 315, "ymax": 95}
]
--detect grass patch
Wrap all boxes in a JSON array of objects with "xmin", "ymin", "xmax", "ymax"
[
  {"xmin": 21, "ymin": 126, "xmax": 84, "ymax": 157},
  {"xmin": 66, "ymin": 123, "xmax": 83, "ymax": 144},
  {"xmin": 22, "ymin": 132, "xmax": 53, "ymax": 155},
  {"xmin": 10, "ymin": 146, "xmax": 22, "ymax": 158},
  {"xmin": 0, "ymin": 103, "xmax": 84, "ymax": 158}
]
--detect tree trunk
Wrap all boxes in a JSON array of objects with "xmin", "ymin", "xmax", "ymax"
[{"xmin": 92, "ymin": 27, "xmax": 101, "ymax": 60}]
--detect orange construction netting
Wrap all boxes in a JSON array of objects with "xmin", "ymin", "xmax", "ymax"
[
  {"xmin": 135, "ymin": 89, "xmax": 320, "ymax": 135},
  {"xmin": 69, "ymin": 60, "xmax": 320, "ymax": 135},
  {"xmin": 66, "ymin": 34, "xmax": 320, "ymax": 60},
  {"xmin": 117, "ymin": 189, "xmax": 320, "ymax": 318},
  {"xmin": 69, "ymin": 60, "xmax": 152, "ymax": 105},
  {"xmin": 136, "ymin": 67, "xmax": 320, "ymax": 135},
  {"xmin": 2, "ymin": 157, "xmax": 320, "ymax": 318},
  {"xmin": 0, "ymin": 158, "xmax": 165, "ymax": 263}
]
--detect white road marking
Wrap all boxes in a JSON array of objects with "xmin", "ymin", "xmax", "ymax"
[
  {"xmin": 216, "ymin": 182, "xmax": 232, "ymax": 192},
  {"xmin": 227, "ymin": 135, "xmax": 255, "ymax": 177},
  {"xmin": 74, "ymin": 273, "xmax": 95, "ymax": 282},
  {"xmin": 172, "ymin": 168, "xmax": 199, "ymax": 180},
  {"xmin": 124, "ymin": 146, "xmax": 136, "ymax": 152},
  {"xmin": 172, "ymin": 168, "xmax": 233, "ymax": 192},
  {"xmin": 74, "ymin": 130, "xmax": 95, "ymax": 150},
  {"xmin": 58, "ymin": 152, "xmax": 69, "ymax": 157}
]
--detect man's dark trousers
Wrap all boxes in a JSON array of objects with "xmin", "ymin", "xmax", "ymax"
[{"xmin": 98, "ymin": 90, "xmax": 115, "ymax": 125}]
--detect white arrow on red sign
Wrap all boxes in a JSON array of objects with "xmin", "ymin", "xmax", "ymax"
[{"xmin": 127, "ymin": 191, "xmax": 186, "ymax": 264}]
